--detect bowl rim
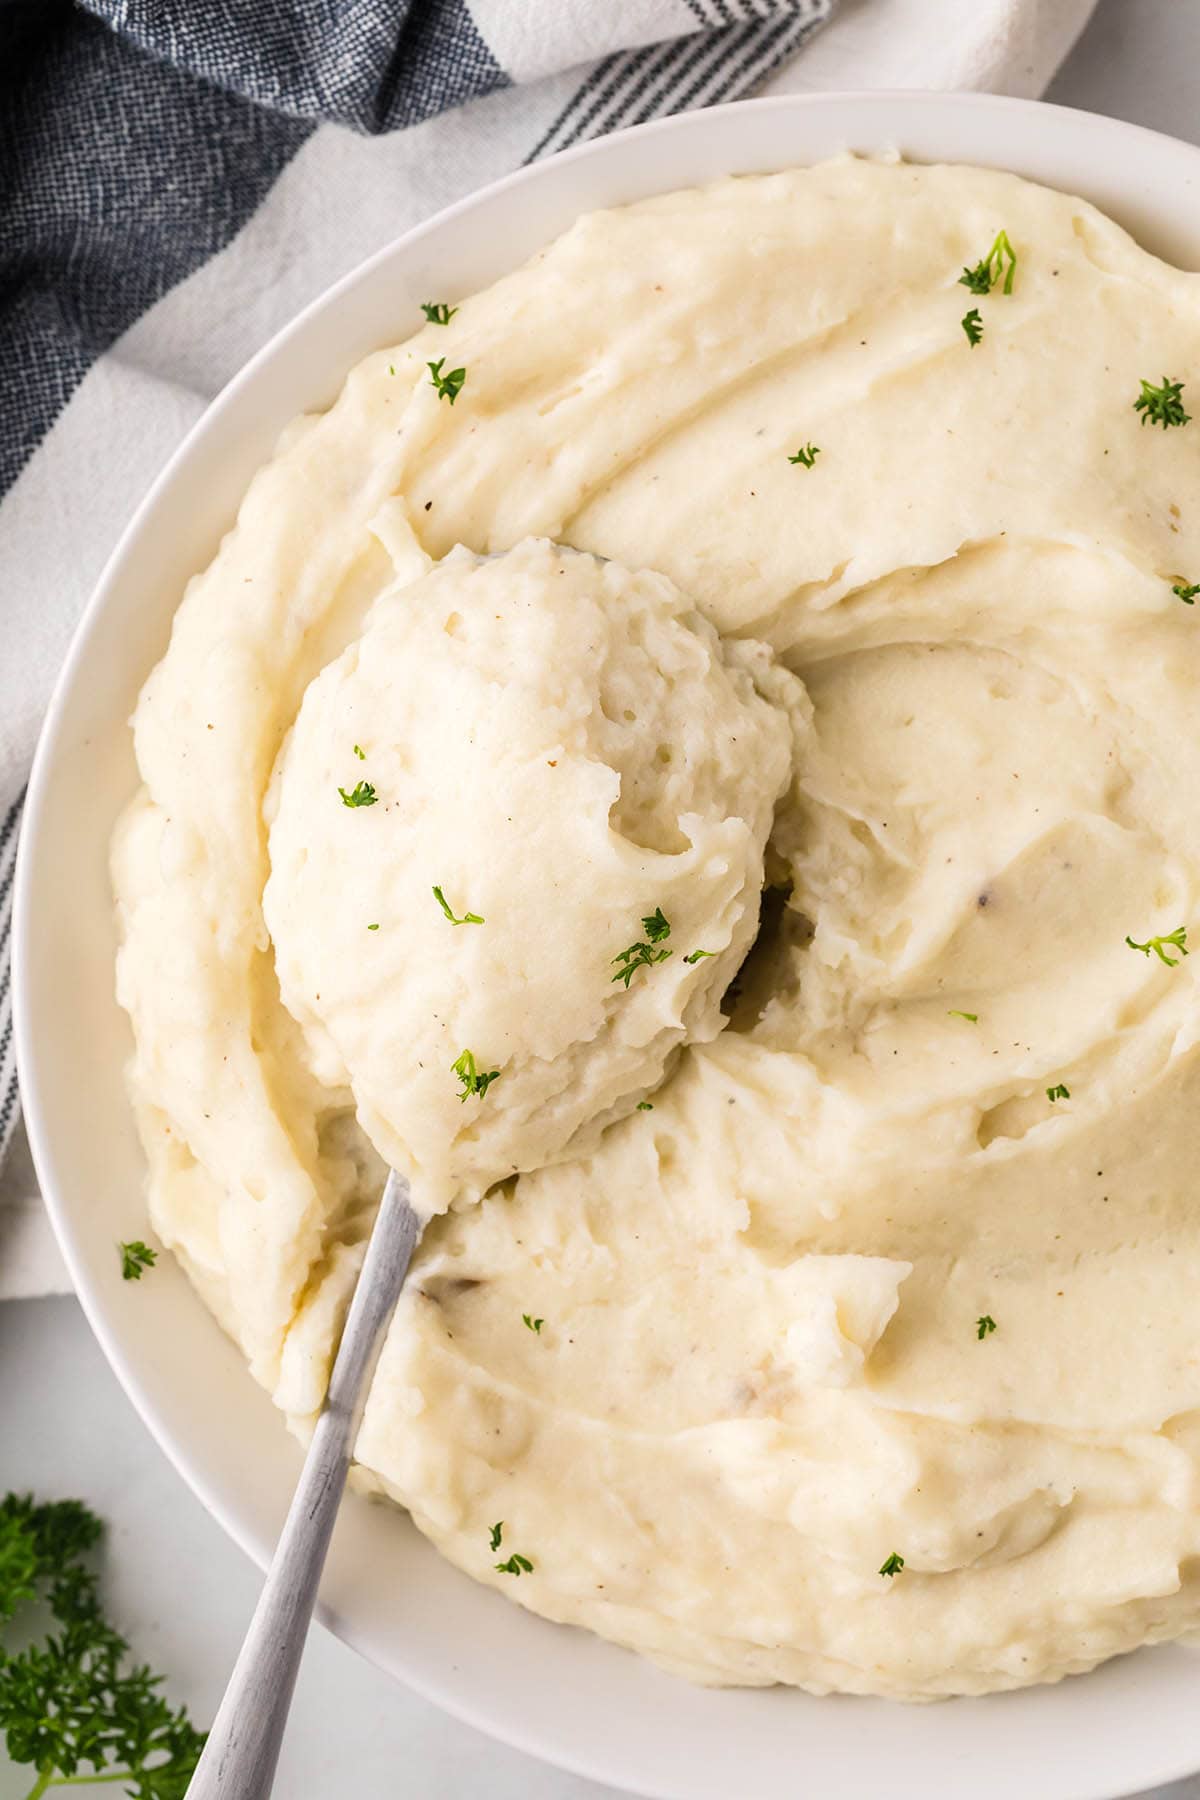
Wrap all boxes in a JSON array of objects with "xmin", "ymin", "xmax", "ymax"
[{"xmin": 16, "ymin": 87, "xmax": 1200, "ymax": 1800}]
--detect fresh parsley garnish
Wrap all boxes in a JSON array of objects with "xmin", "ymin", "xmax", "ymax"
[
  {"xmin": 947, "ymin": 1009, "xmax": 979, "ymax": 1023},
  {"xmin": 879, "ymin": 1552, "xmax": 905, "ymax": 1578},
  {"xmin": 489, "ymin": 1522, "xmax": 503, "ymax": 1552},
  {"xmin": 961, "ymin": 308, "xmax": 983, "ymax": 347},
  {"xmin": 683, "ymin": 949, "xmax": 715, "ymax": 964},
  {"xmin": 976, "ymin": 1314, "xmax": 997, "ymax": 1340},
  {"xmin": 452, "ymin": 1049, "xmax": 501, "ymax": 1102},
  {"xmin": 959, "ymin": 229, "xmax": 1017, "ymax": 296},
  {"xmin": 612, "ymin": 908, "xmax": 673, "ymax": 987},
  {"xmin": 353, "ymin": 743, "xmax": 366, "ymax": 760},
  {"xmin": 1173, "ymin": 580, "xmax": 1200, "ymax": 604},
  {"xmin": 495, "ymin": 1553, "xmax": 533, "ymax": 1577},
  {"xmin": 338, "ymin": 780, "xmax": 377, "ymax": 808},
  {"xmin": 637, "ymin": 1101, "xmax": 654, "ymax": 1111},
  {"xmin": 1046, "ymin": 1083, "xmax": 1070, "ymax": 1102},
  {"xmin": 428, "ymin": 357, "xmax": 466, "ymax": 404},
  {"xmin": 1125, "ymin": 926, "xmax": 1188, "ymax": 966},
  {"xmin": 788, "ymin": 444, "xmax": 820, "ymax": 468},
  {"xmin": 119, "ymin": 1240, "xmax": 156, "ymax": 1281},
  {"xmin": 432, "ymin": 885, "xmax": 483, "ymax": 926},
  {"xmin": 421, "ymin": 302, "xmax": 458, "ymax": 326},
  {"xmin": 367, "ymin": 923, "xmax": 380, "ymax": 931},
  {"xmin": 0, "ymin": 1494, "xmax": 206, "ymax": 1794},
  {"xmin": 522, "ymin": 1314, "xmax": 544, "ymax": 1334},
  {"xmin": 1134, "ymin": 376, "xmax": 1191, "ymax": 430}
]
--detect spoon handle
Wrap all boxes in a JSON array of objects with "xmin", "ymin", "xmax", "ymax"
[{"xmin": 187, "ymin": 1169, "xmax": 421, "ymax": 1800}]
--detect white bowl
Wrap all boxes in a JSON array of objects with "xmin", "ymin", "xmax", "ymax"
[{"xmin": 16, "ymin": 91, "xmax": 1200, "ymax": 1800}]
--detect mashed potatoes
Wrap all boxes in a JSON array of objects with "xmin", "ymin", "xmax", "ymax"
[
  {"xmin": 263, "ymin": 539, "xmax": 797, "ymax": 1207},
  {"xmin": 114, "ymin": 155, "xmax": 1200, "ymax": 1698}
]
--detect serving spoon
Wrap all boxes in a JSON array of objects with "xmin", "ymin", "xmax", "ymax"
[
  {"xmin": 186, "ymin": 1168, "xmax": 422, "ymax": 1800},
  {"xmin": 186, "ymin": 546, "xmax": 643, "ymax": 1795}
]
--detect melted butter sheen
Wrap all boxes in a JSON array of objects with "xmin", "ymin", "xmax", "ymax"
[{"xmin": 114, "ymin": 157, "xmax": 1200, "ymax": 1697}]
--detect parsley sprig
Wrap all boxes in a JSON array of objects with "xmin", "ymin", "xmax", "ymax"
[
  {"xmin": 1125, "ymin": 926, "xmax": 1188, "ymax": 966},
  {"xmin": 788, "ymin": 444, "xmax": 820, "ymax": 469},
  {"xmin": 452, "ymin": 1049, "xmax": 501, "ymax": 1102},
  {"xmin": 1172, "ymin": 580, "xmax": 1200, "ymax": 605},
  {"xmin": 338, "ymin": 780, "xmax": 377, "ymax": 808},
  {"xmin": 612, "ymin": 908, "xmax": 673, "ymax": 987},
  {"xmin": 421, "ymin": 302, "xmax": 458, "ymax": 326},
  {"xmin": 0, "ymin": 1495, "xmax": 206, "ymax": 1797},
  {"xmin": 432, "ymin": 885, "xmax": 483, "ymax": 926},
  {"xmin": 959, "ymin": 229, "xmax": 1017, "ymax": 296},
  {"xmin": 1134, "ymin": 376, "xmax": 1190, "ymax": 430},
  {"xmin": 428, "ymin": 357, "xmax": 466, "ymax": 404},
  {"xmin": 118, "ymin": 1241, "xmax": 156, "ymax": 1282},
  {"xmin": 522, "ymin": 1314, "xmax": 544, "ymax": 1334}
]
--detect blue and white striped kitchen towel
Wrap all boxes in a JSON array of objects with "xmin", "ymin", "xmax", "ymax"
[{"xmin": 0, "ymin": 0, "xmax": 1096, "ymax": 1292}]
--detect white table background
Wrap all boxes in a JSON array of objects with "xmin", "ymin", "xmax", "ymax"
[{"xmin": 4, "ymin": 2, "xmax": 1200, "ymax": 1794}]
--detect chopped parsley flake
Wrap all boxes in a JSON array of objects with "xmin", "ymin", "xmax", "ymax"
[
  {"xmin": 959, "ymin": 229, "xmax": 1017, "ymax": 296},
  {"xmin": 1125, "ymin": 926, "xmax": 1188, "ymax": 966},
  {"xmin": 353, "ymin": 743, "xmax": 366, "ymax": 759},
  {"xmin": 637, "ymin": 1101, "xmax": 654, "ymax": 1111},
  {"xmin": 433, "ymin": 884, "xmax": 484, "ymax": 926},
  {"xmin": 1046, "ymin": 1083, "xmax": 1070, "ymax": 1102},
  {"xmin": 495, "ymin": 1553, "xmax": 533, "ymax": 1577},
  {"xmin": 961, "ymin": 307, "xmax": 983, "ymax": 347},
  {"xmin": 1134, "ymin": 376, "xmax": 1191, "ymax": 430},
  {"xmin": 421, "ymin": 302, "xmax": 458, "ymax": 326},
  {"xmin": 788, "ymin": 444, "xmax": 820, "ymax": 468},
  {"xmin": 489, "ymin": 1521, "xmax": 503, "ymax": 1551},
  {"xmin": 976, "ymin": 1314, "xmax": 997, "ymax": 1339},
  {"xmin": 119, "ymin": 1240, "xmax": 156, "ymax": 1281},
  {"xmin": 367, "ymin": 923, "xmax": 380, "ymax": 931},
  {"xmin": 428, "ymin": 356, "xmax": 466, "ymax": 404},
  {"xmin": 338, "ymin": 780, "xmax": 377, "ymax": 808},
  {"xmin": 452, "ymin": 1048, "xmax": 501, "ymax": 1102},
  {"xmin": 683, "ymin": 949, "xmax": 716, "ymax": 964},
  {"xmin": 612, "ymin": 908, "xmax": 673, "ymax": 987},
  {"xmin": 643, "ymin": 908, "xmax": 670, "ymax": 943},
  {"xmin": 522, "ymin": 1314, "xmax": 544, "ymax": 1334},
  {"xmin": 879, "ymin": 1552, "xmax": 905, "ymax": 1578},
  {"xmin": 1173, "ymin": 580, "xmax": 1200, "ymax": 604},
  {"xmin": 947, "ymin": 1009, "xmax": 979, "ymax": 1023}
]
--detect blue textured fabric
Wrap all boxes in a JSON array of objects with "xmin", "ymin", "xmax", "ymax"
[
  {"xmin": 81, "ymin": 0, "xmax": 508, "ymax": 133},
  {"xmin": 0, "ymin": 0, "xmax": 314, "ymax": 496}
]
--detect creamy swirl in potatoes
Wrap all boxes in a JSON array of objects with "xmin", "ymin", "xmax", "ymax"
[{"xmin": 114, "ymin": 156, "xmax": 1200, "ymax": 1699}]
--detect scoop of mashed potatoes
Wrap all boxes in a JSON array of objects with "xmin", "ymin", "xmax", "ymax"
[
  {"xmin": 114, "ymin": 153, "xmax": 1200, "ymax": 1701},
  {"xmin": 262, "ymin": 539, "xmax": 797, "ymax": 1207}
]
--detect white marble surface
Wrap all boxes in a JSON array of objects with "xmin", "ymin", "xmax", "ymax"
[{"xmin": 6, "ymin": 2, "xmax": 1200, "ymax": 1794}]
